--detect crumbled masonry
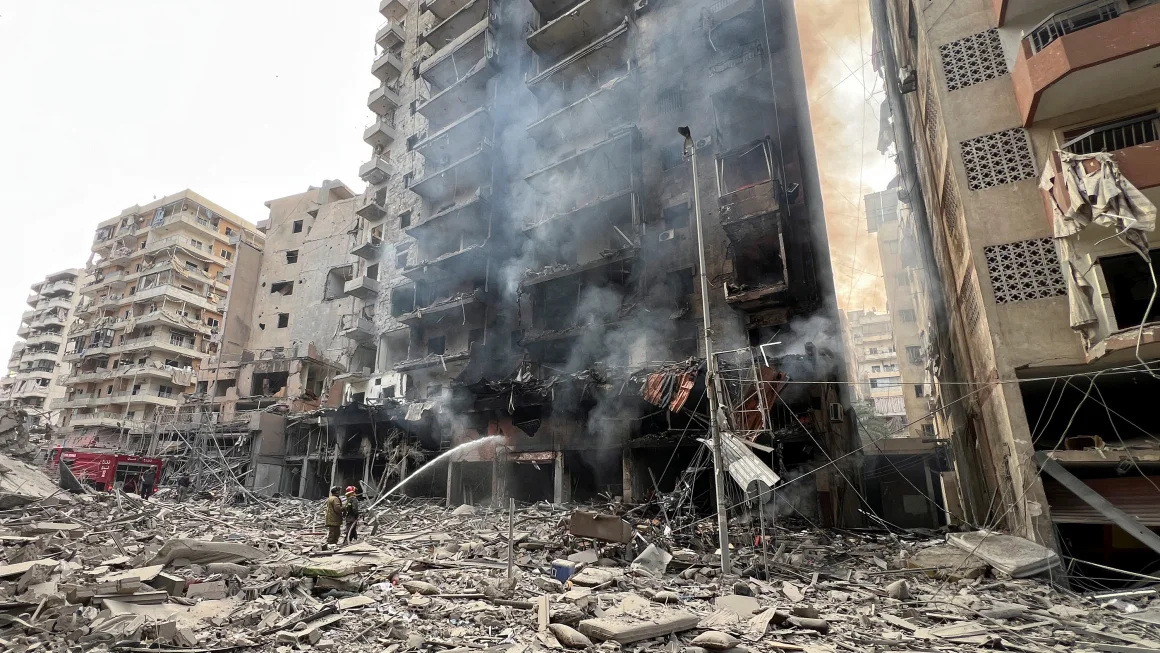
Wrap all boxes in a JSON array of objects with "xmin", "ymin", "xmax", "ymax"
[{"xmin": 3, "ymin": 460, "xmax": 1160, "ymax": 653}]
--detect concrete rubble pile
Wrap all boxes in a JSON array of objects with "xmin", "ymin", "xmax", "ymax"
[{"xmin": 2, "ymin": 471, "xmax": 1160, "ymax": 653}]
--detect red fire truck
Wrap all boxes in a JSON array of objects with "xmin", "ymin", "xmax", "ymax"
[{"xmin": 47, "ymin": 449, "xmax": 163, "ymax": 492}]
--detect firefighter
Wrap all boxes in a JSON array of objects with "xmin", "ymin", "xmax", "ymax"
[
  {"xmin": 140, "ymin": 471, "xmax": 155, "ymax": 499},
  {"xmin": 323, "ymin": 486, "xmax": 343, "ymax": 549},
  {"xmin": 343, "ymin": 486, "xmax": 360, "ymax": 544}
]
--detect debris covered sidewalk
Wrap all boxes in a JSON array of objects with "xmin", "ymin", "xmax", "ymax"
[{"xmin": 2, "ymin": 472, "xmax": 1159, "ymax": 653}]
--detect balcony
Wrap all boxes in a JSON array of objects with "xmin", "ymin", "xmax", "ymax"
[
  {"xmin": 20, "ymin": 309, "xmax": 36, "ymax": 324},
  {"xmin": 527, "ymin": 0, "xmax": 632, "ymax": 64},
  {"xmin": 131, "ymin": 283, "xmax": 219, "ymax": 311},
  {"xmin": 356, "ymin": 193, "xmax": 389, "ymax": 221},
  {"xmin": 71, "ymin": 413, "xmax": 147, "ymax": 432},
  {"xmin": 344, "ymin": 276, "xmax": 382, "ymax": 300},
  {"xmin": 364, "ymin": 116, "xmax": 400, "ymax": 150},
  {"xmin": 341, "ymin": 316, "xmax": 376, "ymax": 344},
  {"xmin": 419, "ymin": 19, "xmax": 490, "ymax": 90},
  {"xmin": 25, "ymin": 293, "xmax": 38, "ymax": 307},
  {"xmin": 415, "ymin": 58, "xmax": 497, "ymax": 132},
  {"xmin": 423, "ymin": 0, "xmax": 488, "ymax": 50},
  {"xmin": 352, "ymin": 232, "xmax": 384, "ymax": 259},
  {"xmin": 408, "ymin": 142, "xmax": 493, "ymax": 204},
  {"xmin": 119, "ymin": 334, "xmax": 203, "ymax": 359},
  {"xmin": 371, "ymin": 49, "xmax": 405, "ymax": 84},
  {"xmin": 40, "ymin": 279, "xmax": 77, "ymax": 296},
  {"xmin": 527, "ymin": 72, "xmax": 634, "ymax": 150},
  {"xmin": 394, "ymin": 350, "xmax": 470, "ymax": 372},
  {"xmin": 398, "ymin": 288, "xmax": 487, "ymax": 325},
  {"xmin": 402, "ymin": 242, "xmax": 489, "ymax": 281},
  {"xmin": 1013, "ymin": 0, "xmax": 1160, "ymax": 125},
  {"xmin": 423, "ymin": 0, "xmax": 475, "ymax": 20},
  {"xmin": 376, "ymin": 20, "xmax": 405, "ymax": 50},
  {"xmin": 368, "ymin": 84, "xmax": 402, "ymax": 115},
  {"xmin": 1054, "ymin": 113, "xmax": 1160, "ymax": 191},
  {"xmin": 13, "ymin": 385, "xmax": 50, "ymax": 399},
  {"xmin": 106, "ymin": 391, "xmax": 180, "ymax": 408},
  {"xmin": 521, "ymin": 246, "xmax": 637, "ymax": 289},
  {"xmin": 37, "ymin": 296, "xmax": 74, "ymax": 313},
  {"xmin": 359, "ymin": 156, "xmax": 395, "ymax": 187},
  {"xmin": 414, "ymin": 107, "xmax": 492, "ymax": 166},
  {"xmin": 24, "ymin": 332, "xmax": 64, "ymax": 347},
  {"xmin": 526, "ymin": 20, "xmax": 630, "ymax": 104},
  {"xmin": 524, "ymin": 129, "xmax": 637, "ymax": 214},
  {"xmin": 380, "ymin": 0, "xmax": 410, "ymax": 21},
  {"xmin": 407, "ymin": 191, "xmax": 489, "ymax": 240}
]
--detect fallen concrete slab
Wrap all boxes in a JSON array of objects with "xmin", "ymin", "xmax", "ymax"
[
  {"xmin": 149, "ymin": 539, "xmax": 267, "ymax": 566},
  {"xmin": 579, "ymin": 610, "xmax": 699, "ymax": 643}
]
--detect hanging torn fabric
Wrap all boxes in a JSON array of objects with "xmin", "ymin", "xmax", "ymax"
[{"xmin": 1040, "ymin": 150, "xmax": 1157, "ymax": 339}]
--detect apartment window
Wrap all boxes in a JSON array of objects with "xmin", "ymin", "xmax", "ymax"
[
  {"xmin": 221, "ymin": 249, "xmax": 232, "ymax": 260},
  {"xmin": 270, "ymin": 281, "xmax": 294, "ymax": 296},
  {"xmin": 396, "ymin": 244, "xmax": 410, "ymax": 269},
  {"xmin": 286, "ymin": 250, "xmax": 299, "ymax": 264},
  {"xmin": 869, "ymin": 376, "xmax": 901, "ymax": 388},
  {"xmin": 400, "ymin": 210, "xmax": 412, "ymax": 228},
  {"xmin": 715, "ymin": 141, "xmax": 773, "ymax": 196},
  {"xmin": 292, "ymin": 220, "xmax": 304, "ymax": 233},
  {"xmin": 871, "ymin": 365, "xmax": 881, "ymax": 373},
  {"xmin": 158, "ymin": 385, "xmax": 173, "ymax": 398},
  {"xmin": 367, "ymin": 263, "xmax": 380, "ymax": 281},
  {"xmin": 277, "ymin": 313, "xmax": 289, "ymax": 328},
  {"xmin": 896, "ymin": 272, "xmax": 909, "ymax": 287},
  {"xmin": 899, "ymin": 309, "xmax": 917, "ymax": 322},
  {"xmin": 190, "ymin": 239, "xmax": 203, "ymax": 250},
  {"xmin": 206, "ymin": 317, "xmax": 220, "ymax": 328},
  {"xmin": 921, "ymin": 423, "xmax": 937, "ymax": 438},
  {"xmin": 906, "ymin": 345, "xmax": 922, "ymax": 365},
  {"xmin": 427, "ymin": 336, "xmax": 446, "ymax": 356},
  {"xmin": 1101, "ymin": 249, "xmax": 1160, "ymax": 329},
  {"xmin": 915, "ymin": 384, "xmax": 926, "ymax": 398},
  {"xmin": 663, "ymin": 203, "xmax": 690, "ymax": 230},
  {"xmin": 868, "ymin": 347, "xmax": 878, "ymax": 355},
  {"xmin": 225, "ymin": 227, "xmax": 235, "ymax": 237},
  {"xmin": 468, "ymin": 328, "xmax": 484, "ymax": 350},
  {"xmin": 426, "ymin": 383, "xmax": 443, "ymax": 399}
]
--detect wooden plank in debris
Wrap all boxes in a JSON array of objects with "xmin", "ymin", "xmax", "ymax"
[{"xmin": 569, "ymin": 512, "xmax": 633, "ymax": 543}]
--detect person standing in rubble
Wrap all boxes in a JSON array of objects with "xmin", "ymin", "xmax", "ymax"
[
  {"xmin": 323, "ymin": 486, "xmax": 343, "ymax": 548},
  {"xmin": 140, "ymin": 471, "xmax": 155, "ymax": 499},
  {"xmin": 343, "ymin": 486, "xmax": 360, "ymax": 544},
  {"xmin": 176, "ymin": 474, "xmax": 191, "ymax": 502}
]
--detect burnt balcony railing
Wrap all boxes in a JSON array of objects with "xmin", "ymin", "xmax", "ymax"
[
  {"xmin": 1025, "ymin": 0, "xmax": 1150, "ymax": 54},
  {"xmin": 1062, "ymin": 112, "xmax": 1160, "ymax": 155}
]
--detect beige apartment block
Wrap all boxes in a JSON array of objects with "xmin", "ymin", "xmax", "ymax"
[
  {"xmin": 53, "ymin": 191, "xmax": 263, "ymax": 451},
  {"xmin": 865, "ymin": 189, "xmax": 938, "ymax": 439},
  {"xmin": 875, "ymin": 0, "xmax": 1160, "ymax": 562},
  {"xmin": 843, "ymin": 309, "xmax": 906, "ymax": 424},
  {"xmin": 5, "ymin": 268, "xmax": 87, "ymax": 429}
]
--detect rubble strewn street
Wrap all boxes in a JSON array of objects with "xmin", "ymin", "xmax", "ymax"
[{"xmin": 4, "ymin": 454, "xmax": 1159, "ymax": 653}]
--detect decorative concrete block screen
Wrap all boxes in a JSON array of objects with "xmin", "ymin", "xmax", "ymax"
[
  {"xmin": 960, "ymin": 128, "xmax": 1036, "ymax": 190},
  {"xmin": 939, "ymin": 29, "xmax": 1007, "ymax": 91},
  {"xmin": 984, "ymin": 237, "xmax": 1067, "ymax": 304}
]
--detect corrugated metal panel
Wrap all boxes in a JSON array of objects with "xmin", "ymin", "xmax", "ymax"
[
  {"xmin": 700, "ymin": 431, "xmax": 781, "ymax": 493},
  {"xmin": 1044, "ymin": 475, "xmax": 1160, "ymax": 526}
]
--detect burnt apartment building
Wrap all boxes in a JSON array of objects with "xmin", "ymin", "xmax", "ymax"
[
  {"xmin": 331, "ymin": 0, "xmax": 860, "ymax": 522},
  {"xmin": 873, "ymin": 0, "xmax": 1160, "ymax": 578}
]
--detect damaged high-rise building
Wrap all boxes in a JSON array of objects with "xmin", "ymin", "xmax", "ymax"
[
  {"xmin": 871, "ymin": 0, "xmax": 1160, "ymax": 579},
  {"xmin": 327, "ymin": 0, "xmax": 864, "ymax": 524}
]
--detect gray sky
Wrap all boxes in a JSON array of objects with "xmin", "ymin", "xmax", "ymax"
[{"xmin": 0, "ymin": 1, "xmax": 373, "ymax": 355}]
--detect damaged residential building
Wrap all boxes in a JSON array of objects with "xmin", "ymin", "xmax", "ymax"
[
  {"xmin": 872, "ymin": 0, "xmax": 1160, "ymax": 581},
  {"xmin": 333, "ymin": 0, "xmax": 863, "ymax": 524},
  {"xmin": 52, "ymin": 191, "xmax": 264, "ymax": 457},
  {"xmin": 4, "ymin": 269, "xmax": 87, "ymax": 430}
]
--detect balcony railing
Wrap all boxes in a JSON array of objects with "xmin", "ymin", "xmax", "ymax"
[
  {"xmin": 1026, "ymin": 0, "xmax": 1150, "ymax": 54},
  {"xmin": 1062, "ymin": 112, "xmax": 1160, "ymax": 155}
]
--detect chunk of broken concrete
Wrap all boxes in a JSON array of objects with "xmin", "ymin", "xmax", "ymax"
[
  {"xmin": 690, "ymin": 631, "xmax": 740, "ymax": 650},
  {"xmin": 186, "ymin": 580, "xmax": 228, "ymax": 600},
  {"xmin": 548, "ymin": 623, "xmax": 593, "ymax": 649},
  {"xmin": 885, "ymin": 579, "xmax": 911, "ymax": 600},
  {"xmin": 579, "ymin": 610, "xmax": 699, "ymax": 644},
  {"xmin": 402, "ymin": 580, "xmax": 440, "ymax": 595}
]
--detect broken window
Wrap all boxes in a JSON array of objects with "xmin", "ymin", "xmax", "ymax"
[
  {"xmin": 221, "ymin": 249, "xmax": 232, "ymax": 260},
  {"xmin": 871, "ymin": 365, "xmax": 881, "ymax": 373},
  {"xmin": 914, "ymin": 384, "xmax": 926, "ymax": 398},
  {"xmin": 277, "ymin": 313, "xmax": 289, "ymax": 328},
  {"xmin": 292, "ymin": 220, "xmax": 304, "ymax": 233},
  {"xmin": 270, "ymin": 281, "xmax": 294, "ymax": 296},
  {"xmin": 286, "ymin": 250, "xmax": 299, "ymax": 264},
  {"xmin": 921, "ymin": 423, "xmax": 936, "ymax": 437},
  {"xmin": 400, "ymin": 210, "xmax": 412, "ymax": 228},
  {"xmin": 391, "ymin": 285, "xmax": 416, "ymax": 317},
  {"xmin": 206, "ymin": 317, "xmax": 220, "ymax": 328},
  {"xmin": 426, "ymin": 383, "xmax": 443, "ymax": 399},
  {"xmin": 1101, "ymin": 248, "xmax": 1160, "ymax": 329},
  {"xmin": 716, "ymin": 141, "xmax": 773, "ymax": 196},
  {"xmin": 661, "ymin": 141, "xmax": 686, "ymax": 171},
  {"xmin": 468, "ymin": 328, "xmax": 484, "ymax": 350},
  {"xmin": 869, "ymin": 376, "xmax": 901, "ymax": 388},
  {"xmin": 906, "ymin": 346, "xmax": 922, "ymax": 364},
  {"xmin": 367, "ymin": 263, "xmax": 379, "ymax": 280},
  {"xmin": 396, "ymin": 243, "xmax": 411, "ymax": 269},
  {"xmin": 427, "ymin": 336, "xmax": 446, "ymax": 356},
  {"xmin": 662, "ymin": 203, "xmax": 690, "ymax": 230},
  {"xmin": 323, "ymin": 265, "xmax": 353, "ymax": 300},
  {"xmin": 899, "ymin": 309, "xmax": 917, "ymax": 322}
]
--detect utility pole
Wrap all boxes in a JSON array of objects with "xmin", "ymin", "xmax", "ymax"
[{"xmin": 679, "ymin": 126, "xmax": 731, "ymax": 574}]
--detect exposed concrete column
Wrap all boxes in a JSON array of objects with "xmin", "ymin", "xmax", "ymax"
[
  {"xmin": 553, "ymin": 453, "xmax": 564, "ymax": 505},
  {"xmin": 329, "ymin": 443, "xmax": 339, "ymax": 488},
  {"xmin": 446, "ymin": 460, "xmax": 457, "ymax": 507},
  {"xmin": 622, "ymin": 447, "xmax": 633, "ymax": 504}
]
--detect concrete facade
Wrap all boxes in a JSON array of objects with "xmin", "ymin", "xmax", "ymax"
[
  {"xmin": 876, "ymin": 0, "xmax": 1160, "ymax": 567},
  {"xmin": 5, "ymin": 268, "xmax": 87, "ymax": 429},
  {"xmin": 843, "ymin": 309, "xmax": 906, "ymax": 422},
  {"xmin": 55, "ymin": 190, "xmax": 264, "ymax": 452}
]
